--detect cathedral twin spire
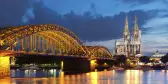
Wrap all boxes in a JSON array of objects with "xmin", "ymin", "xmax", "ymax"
[
  {"xmin": 123, "ymin": 16, "xmax": 130, "ymax": 41},
  {"xmin": 132, "ymin": 16, "xmax": 140, "ymax": 41},
  {"xmin": 115, "ymin": 15, "xmax": 142, "ymax": 57},
  {"xmin": 123, "ymin": 15, "xmax": 139, "ymax": 41},
  {"xmin": 133, "ymin": 16, "xmax": 139, "ymax": 31}
]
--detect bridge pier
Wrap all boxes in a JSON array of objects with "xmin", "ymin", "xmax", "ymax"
[
  {"xmin": 62, "ymin": 59, "xmax": 90, "ymax": 72},
  {"xmin": 90, "ymin": 60, "xmax": 97, "ymax": 71},
  {"xmin": 61, "ymin": 59, "xmax": 114, "ymax": 72},
  {"xmin": 95, "ymin": 59, "xmax": 114, "ymax": 71},
  {"xmin": 10, "ymin": 57, "xmax": 16, "ymax": 66},
  {"xmin": 0, "ymin": 57, "xmax": 10, "ymax": 78}
]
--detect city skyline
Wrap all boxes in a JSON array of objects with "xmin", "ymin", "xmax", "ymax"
[{"xmin": 0, "ymin": 0, "xmax": 168, "ymax": 55}]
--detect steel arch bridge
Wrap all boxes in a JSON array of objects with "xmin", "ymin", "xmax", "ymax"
[
  {"xmin": 0, "ymin": 24, "xmax": 112, "ymax": 59},
  {"xmin": 86, "ymin": 46, "xmax": 113, "ymax": 59},
  {"xmin": 0, "ymin": 24, "xmax": 87, "ymax": 56}
]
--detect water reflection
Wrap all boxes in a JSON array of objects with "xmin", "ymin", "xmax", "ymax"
[
  {"xmin": 124, "ymin": 70, "xmax": 143, "ymax": 84},
  {"xmin": 10, "ymin": 69, "xmax": 60, "ymax": 78},
  {"xmin": 1, "ymin": 70, "xmax": 168, "ymax": 84},
  {"xmin": 0, "ymin": 78, "xmax": 10, "ymax": 84},
  {"xmin": 90, "ymin": 72, "xmax": 98, "ymax": 84}
]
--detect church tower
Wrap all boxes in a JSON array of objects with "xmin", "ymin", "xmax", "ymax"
[
  {"xmin": 132, "ymin": 16, "xmax": 141, "ymax": 41},
  {"xmin": 122, "ymin": 16, "xmax": 130, "ymax": 56},
  {"xmin": 132, "ymin": 16, "xmax": 142, "ymax": 55},
  {"xmin": 123, "ymin": 16, "xmax": 130, "ymax": 41}
]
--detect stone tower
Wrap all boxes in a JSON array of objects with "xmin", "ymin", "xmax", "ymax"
[
  {"xmin": 123, "ymin": 16, "xmax": 130, "ymax": 41},
  {"xmin": 131, "ymin": 16, "xmax": 142, "ymax": 55},
  {"xmin": 132, "ymin": 16, "xmax": 141, "ymax": 41}
]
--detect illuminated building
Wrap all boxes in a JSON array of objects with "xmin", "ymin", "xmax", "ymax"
[
  {"xmin": 115, "ymin": 16, "xmax": 142, "ymax": 57},
  {"xmin": 150, "ymin": 50, "xmax": 165, "ymax": 61}
]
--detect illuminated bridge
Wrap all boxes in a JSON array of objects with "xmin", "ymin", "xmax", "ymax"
[{"xmin": 0, "ymin": 24, "xmax": 113, "ymax": 77}]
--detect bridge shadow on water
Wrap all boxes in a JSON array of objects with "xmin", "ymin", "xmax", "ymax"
[{"xmin": 12, "ymin": 54, "xmax": 113, "ymax": 74}]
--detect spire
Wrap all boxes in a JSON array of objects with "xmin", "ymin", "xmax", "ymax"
[
  {"xmin": 123, "ymin": 15, "xmax": 130, "ymax": 41},
  {"xmin": 132, "ymin": 15, "xmax": 140, "ymax": 41},
  {"xmin": 124, "ymin": 15, "xmax": 129, "ymax": 33},
  {"xmin": 133, "ymin": 16, "xmax": 139, "ymax": 31}
]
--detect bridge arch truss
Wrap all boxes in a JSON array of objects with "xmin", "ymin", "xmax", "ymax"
[
  {"xmin": 0, "ymin": 24, "xmax": 87, "ymax": 56},
  {"xmin": 86, "ymin": 46, "xmax": 113, "ymax": 59}
]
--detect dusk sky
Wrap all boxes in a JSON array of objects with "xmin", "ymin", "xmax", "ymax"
[{"xmin": 0, "ymin": 0, "xmax": 168, "ymax": 55}]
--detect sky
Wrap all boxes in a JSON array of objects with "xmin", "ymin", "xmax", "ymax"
[{"xmin": 0, "ymin": 0, "xmax": 168, "ymax": 55}]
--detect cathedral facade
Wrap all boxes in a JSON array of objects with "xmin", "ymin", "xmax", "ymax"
[{"xmin": 115, "ymin": 16, "xmax": 142, "ymax": 57}]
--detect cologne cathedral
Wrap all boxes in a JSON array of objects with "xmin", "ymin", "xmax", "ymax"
[{"xmin": 115, "ymin": 16, "xmax": 142, "ymax": 57}]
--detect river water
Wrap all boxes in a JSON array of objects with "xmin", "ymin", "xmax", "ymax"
[{"xmin": 1, "ymin": 69, "xmax": 168, "ymax": 84}]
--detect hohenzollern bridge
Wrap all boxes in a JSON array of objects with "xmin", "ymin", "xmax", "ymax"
[{"xmin": 0, "ymin": 24, "xmax": 113, "ymax": 77}]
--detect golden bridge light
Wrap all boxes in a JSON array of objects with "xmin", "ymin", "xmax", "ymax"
[
  {"xmin": 61, "ymin": 61, "xmax": 64, "ymax": 70},
  {"xmin": 90, "ymin": 60, "xmax": 97, "ymax": 71},
  {"xmin": 0, "ymin": 56, "xmax": 10, "ymax": 78},
  {"xmin": 0, "ymin": 40, "xmax": 4, "ymax": 46}
]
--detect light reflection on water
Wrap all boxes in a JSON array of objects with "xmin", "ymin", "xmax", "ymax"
[
  {"xmin": 1, "ymin": 70, "xmax": 168, "ymax": 84},
  {"xmin": 10, "ymin": 69, "xmax": 60, "ymax": 78}
]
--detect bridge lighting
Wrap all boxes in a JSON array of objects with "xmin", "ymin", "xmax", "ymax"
[
  {"xmin": 0, "ymin": 40, "xmax": 4, "ymax": 46},
  {"xmin": 0, "ymin": 56, "xmax": 10, "ymax": 77},
  {"xmin": 104, "ymin": 63, "xmax": 108, "ymax": 66},
  {"xmin": 91, "ymin": 60, "xmax": 96, "ymax": 64},
  {"xmin": 61, "ymin": 61, "xmax": 64, "ymax": 70},
  {"xmin": 90, "ymin": 60, "xmax": 97, "ymax": 71},
  {"xmin": 0, "ymin": 24, "xmax": 114, "ymax": 78}
]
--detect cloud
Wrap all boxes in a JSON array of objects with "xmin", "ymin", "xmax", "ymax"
[
  {"xmin": 43, "ymin": 0, "xmax": 91, "ymax": 15},
  {"xmin": 0, "ymin": 0, "xmax": 42, "ymax": 27},
  {"xmin": 142, "ymin": 33, "xmax": 168, "ymax": 54},
  {"xmin": 142, "ymin": 15, "xmax": 168, "ymax": 44},
  {"xmin": 0, "ymin": 0, "xmax": 30, "ymax": 27},
  {"xmin": 22, "ymin": 8, "xmax": 35, "ymax": 24},
  {"xmin": 120, "ymin": 0, "xmax": 155, "ymax": 4},
  {"xmin": 143, "ymin": 46, "xmax": 168, "ymax": 54},
  {"xmin": 42, "ymin": 0, "xmax": 167, "ymax": 17},
  {"xmin": 29, "ymin": 3, "xmax": 151, "ymax": 41},
  {"xmin": 85, "ymin": 39, "xmax": 117, "ymax": 52},
  {"xmin": 143, "ymin": 17, "xmax": 168, "ymax": 28}
]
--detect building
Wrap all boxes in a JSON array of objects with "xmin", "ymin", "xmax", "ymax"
[
  {"xmin": 150, "ymin": 50, "xmax": 165, "ymax": 60},
  {"xmin": 115, "ymin": 16, "xmax": 142, "ymax": 57}
]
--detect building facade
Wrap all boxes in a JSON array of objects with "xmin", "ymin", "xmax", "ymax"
[
  {"xmin": 115, "ymin": 16, "xmax": 142, "ymax": 57},
  {"xmin": 150, "ymin": 50, "xmax": 165, "ymax": 60}
]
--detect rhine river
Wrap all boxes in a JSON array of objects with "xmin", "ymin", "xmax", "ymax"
[{"xmin": 1, "ymin": 70, "xmax": 168, "ymax": 84}]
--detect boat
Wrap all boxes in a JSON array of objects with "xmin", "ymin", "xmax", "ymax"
[{"xmin": 20, "ymin": 64, "xmax": 40, "ymax": 70}]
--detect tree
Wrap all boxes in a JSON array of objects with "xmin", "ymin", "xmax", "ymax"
[
  {"xmin": 161, "ymin": 53, "xmax": 168, "ymax": 64},
  {"xmin": 139, "ymin": 56, "xmax": 150, "ymax": 64}
]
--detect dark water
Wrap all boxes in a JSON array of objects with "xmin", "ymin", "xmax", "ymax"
[{"xmin": 1, "ymin": 70, "xmax": 168, "ymax": 84}]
